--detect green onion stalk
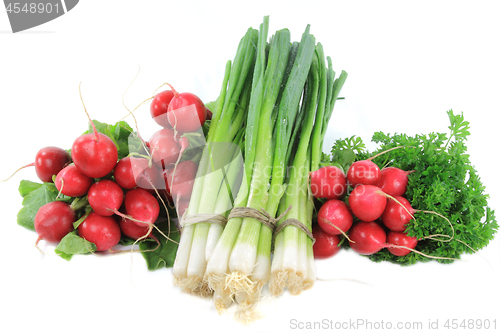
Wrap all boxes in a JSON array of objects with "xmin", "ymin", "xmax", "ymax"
[
  {"xmin": 269, "ymin": 42, "xmax": 347, "ymax": 296},
  {"xmin": 172, "ymin": 27, "xmax": 258, "ymax": 294}
]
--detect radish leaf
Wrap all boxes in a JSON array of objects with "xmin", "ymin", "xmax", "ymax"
[{"xmin": 55, "ymin": 231, "xmax": 97, "ymax": 261}]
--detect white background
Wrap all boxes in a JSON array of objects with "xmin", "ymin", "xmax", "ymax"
[{"xmin": 1, "ymin": 1, "xmax": 499, "ymax": 332}]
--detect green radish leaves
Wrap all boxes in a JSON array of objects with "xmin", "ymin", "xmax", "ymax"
[
  {"xmin": 18, "ymin": 180, "xmax": 43, "ymax": 197},
  {"xmin": 17, "ymin": 181, "xmax": 72, "ymax": 231},
  {"xmin": 139, "ymin": 220, "xmax": 180, "ymax": 271},
  {"xmin": 55, "ymin": 231, "xmax": 97, "ymax": 261}
]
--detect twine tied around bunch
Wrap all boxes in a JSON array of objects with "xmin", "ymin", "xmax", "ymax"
[
  {"xmin": 180, "ymin": 213, "xmax": 228, "ymax": 228},
  {"xmin": 179, "ymin": 205, "xmax": 315, "ymax": 244}
]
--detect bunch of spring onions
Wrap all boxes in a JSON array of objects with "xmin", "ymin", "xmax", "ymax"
[{"xmin": 172, "ymin": 16, "xmax": 347, "ymax": 322}]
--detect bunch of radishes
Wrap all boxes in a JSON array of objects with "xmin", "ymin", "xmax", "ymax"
[
  {"xmin": 310, "ymin": 154, "xmax": 418, "ymax": 259},
  {"xmin": 26, "ymin": 84, "xmax": 208, "ymax": 254}
]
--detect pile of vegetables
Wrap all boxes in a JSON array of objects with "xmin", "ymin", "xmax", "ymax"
[
  {"xmin": 5, "ymin": 15, "xmax": 497, "ymax": 326},
  {"xmin": 12, "ymin": 82, "xmax": 213, "ymax": 268},
  {"xmin": 311, "ymin": 110, "xmax": 497, "ymax": 265},
  {"xmin": 171, "ymin": 16, "xmax": 347, "ymax": 322}
]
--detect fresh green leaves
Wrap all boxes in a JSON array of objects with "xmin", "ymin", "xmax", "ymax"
[
  {"xmin": 139, "ymin": 220, "xmax": 180, "ymax": 271},
  {"xmin": 446, "ymin": 109, "xmax": 470, "ymax": 145},
  {"xmin": 18, "ymin": 180, "xmax": 43, "ymax": 197},
  {"xmin": 17, "ymin": 181, "xmax": 72, "ymax": 231},
  {"xmin": 324, "ymin": 136, "xmax": 366, "ymax": 172},
  {"xmin": 333, "ymin": 135, "xmax": 366, "ymax": 154},
  {"xmin": 54, "ymin": 231, "xmax": 97, "ymax": 261}
]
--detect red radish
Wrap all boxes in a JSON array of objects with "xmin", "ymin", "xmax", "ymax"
[
  {"xmin": 347, "ymin": 160, "xmax": 380, "ymax": 187},
  {"xmin": 72, "ymin": 132, "xmax": 118, "ymax": 178},
  {"xmin": 317, "ymin": 199, "xmax": 353, "ymax": 235},
  {"xmin": 113, "ymin": 156, "xmax": 138, "ymax": 189},
  {"xmin": 148, "ymin": 128, "xmax": 180, "ymax": 168},
  {"xmin": 376, "ymin": 167, "xmax": 413, "ymax": 197},
  {"xmin": 381, "ymin": 195, "xmax": 414, "ymax": 232},
  {"xmin": 166, "ymin": 84, "xmax": 207, "ymax": 133},
  {"xmin": 309, "ymin": 166, "xmax": 348, "ymax": 200},
  {"xmin": 113, "ymin": 157, "xmax": 164, "ymax": 190},
  {"xmin": 78, "ymin": 212, "xmax": 121, "ymax": 251},
  {"xmin": 55, "ymin": 164, "xmax": 93, "ymax": 197},
  {"xmin": 386, "ymin": 231, "xmax": 418, "ymax": 256},
  {"xmin": 35, "ymin": 147, "xmax": 71, "ymax": 183},
  {"xmin": 347, "ymin": 146, "xmax": 409, "ymax": 187},
  {"xmin": 150, "ymin": 90, "xmax": 175, "ymax": 128},
  {"xmin": 312, "ymin": 224, "xmax": 341, "ymax": 259},
  {"xmin": 1, "ymin": 146, "xmax": 71, "ymax": 183},
  {"xmin": 72, "ymin": 87, "xmax": 118, "ymax": 178},
  {"xmin": 348, "ymin": 221, "xmax": 386, "ymax": 255},
  {"xmin": 124, "ymin": 188, "xmax": 160, "ymax": 227},
  {"xmin": 119, "ymin": 216, "xmax": 152, "ymax": 240},
  {"xmin": 166, "ymin": 160, "xmax": 198, "ymax": 201},
  {"xmin": 87, "ymin": 180, "xmax": 124, "ymax": 216},
  {"xmin": 133, "ymin": 160, "xmax": 164, "ymax": 191},
  {"xmin": 34, "ymin": 201, "xmax": 75, "ymax": 243},
  {"xmin": 348, "ymin": 185, "xmax": 387, "ymax": 222}
]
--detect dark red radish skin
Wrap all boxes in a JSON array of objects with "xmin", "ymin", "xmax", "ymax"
[
  {"xmin": 88, "ymin": 180, "xmax": 124, "ymax": 216},
  {"xmin": 386, "ymin": 231, "xmax": 418, "ymax": 256},
  {"xmin": 317, "ymin": 199, "xmax": 353, "ymax": 236},
  {"xmin": 376, "ymin": 167, "xmax": 411, "ymax": 197},
  {"xmin": 113, "ymin": 157, "xmax": 137, "ymax": 189},
  {"xmin": 347, "ymin": 160, "xmax": 380, "ymax": 187},
  {"xmin": 381, "ymin": 195, "xmax": 414, "ymax": 232},
  {"xmin": 310, "ymin": 166, "xmax": 348, "ymax": 200},
  {"xmin": 119, "ymin": 216, "xmax": 152, "ymax": 240},
  {"xmin": 166, "ymin": 85, "xmax": 207, "ymax": 133},
  {"xmin": 2, "ymin": 147, "xmax": 71, "ymax": 183},
  {"xmin": 348, "ymin": 221, "xmax": 387, "ymax": 255},
  {"xmin": 78, "ymin": 212, "xmax": 121, "ymax": 251},
  {"xmin": 149, "ymin": 128, "xmax": 180, "ymax": 168},
  {"xmin": 166, "ymin": 160, "xmax": 197, "ymax": 201},
  {"xmin": 132, "ymin": 159, "xmax": 164, "ymax": 191},
  {"xmin": 124, "ymin": 188, "xmax": 160, "ymax": 227},
  {"xmin": 55, "ymin": 164, "xmax": 93, "ymax": 197},
  {"xmin": 35, "ymin": 147, "xmax": 71, "ymax": 183},
  {"xmin": 206, "ymin": 107, "xmax": 213, "ymax": 120},
  {"xmin": 34, "ymin": 201, "xmax": 75, "ymax": 243},
  {"xmin": 150, "ymin": 90, "xmax": 175, "ymax": 128},
  {"xmin": 348, "ymin": 185, "xmax": 387, "ymax": 222},
  {"xmin": 114, "ymin": 157, "xmax": 164, "ymax": 190},
  {"xmin": 71, "ymin": 132, "xmax": 118, "ymax": 178},
  {"xmin": 312, "ymin": 224, "xmax": 341, "ymax": 259}
]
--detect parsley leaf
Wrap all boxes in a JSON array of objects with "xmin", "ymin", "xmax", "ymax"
[{"xmin": 326, "ymin": 136, "xmax": 366, "ymax": 172}]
